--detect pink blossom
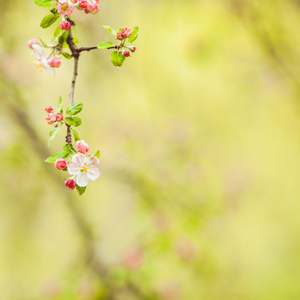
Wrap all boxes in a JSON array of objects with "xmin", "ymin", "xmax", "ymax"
[
  {"xmin": 31, "ymin": 44, "xmax": 55, "ymax": 74},
  {"xmin": 27, "ymin": 38, "xmax": 39, "ymax": 49},
  {"xmin": 65, "ymin": 178, "xmax": 76, "ymax": 190},
  {"xmin": 60, "ymin": 20, "xmax": 71, "ymax": 31},
  {"xmin": 116, "ymin": 32, "xmax": 123, "ymax": 40},
  {"xmin": 76, "ymin": 140, "xmax": 89, "ymax": 153},
  {"xmin": 121, "ymin": 248, "xmax": 144, "ymax": 270},
  {"xmin": 57, "ymin": 0, "xmax": 74, "ymax": 15},
  {"xmin": 48, "ymin": 57, "xmax": 61, "ymax": 68},
  {"xmin": 86, "ymin": 2, "xmax": 99, "ymax": 14},
  {"xmin": 128, "ymin": 46, "xmax": 136, "ymax": 53},
  {"xmin": 45, "ymin": 106, "xmax": 54, "ymax": 113},
  {"xmin": 46, "ymin": 113, "xmax": 57, "ymax": 124},
  {"xmin": 122, "ymin": 50, "xmax": 130, "ymax": 57},
  {"xmin": 54, "ymin": 158, "xmax": 67, "ymax": 170},
  {"xmin": 78, "ymin": 0, "xmax": 88, "ymax": 9},
  {"xmin": 122, "ymin": 28, "xmax": 132, "ymax": 38},
  {"xmin": 56, "ymin": 112, "xmax": 64, "ymax": 121},
  {"xmin": 67, "ymin": 154, "xmax": 100, "ymax": 187}
]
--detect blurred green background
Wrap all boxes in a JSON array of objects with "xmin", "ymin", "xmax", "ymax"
[{"xmin": 1, "ymin": 0, "xmax": 300, "ymax": 299}]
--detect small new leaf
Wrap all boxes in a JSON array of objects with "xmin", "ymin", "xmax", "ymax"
[
  {"xmin": 66, "ymin": 102, "xmax": 83, "ymax": 115},
  {"xmin": 97, "ymin": 41, "xmax": 115, "ymax": 49},
  {"xmin": 110, "ymin": 51, "xmax": 126, "ymax": 67},
  {"xmin": 128, "ymin": 26, "xmax": 139, "ymax": 43},
  {"xmin": 45, "ymin": 151, "xmax": 69, "ymax": 163},
  {"xmin": 57, "ymin": 95, "xmax": 63, "ymax": 113},
  {"xmin": 40, "ymin": 13, "xmax": 60, "ymax": 29},
  {"xmin": 93, "ymin": 150, "xmax": 100, "ymax": 158},
  {"xmin": 62, "ymin": 143, "xmax": 77, "ymax": 154},
  {"xmin": 71, "ymin": 128, "xmax": 81, "ymax": 142},
  {"xmin": 61, "ymin": 52, "xmax": 73, "ymax": 59},
  {"xmin": 48, "ymin": 127, "xmax": 60, "ymax": 145},
  {"xmin": 76, "ymin": 185, "xmax": 87, "ymax": 196},
  {"xmin": 103, "ymin": 25, "xmax": 117, "ymax": 37},
  {"xmin": 33, "ymin": 0, "xmax": 52, "ymax": 7},
  {"xmin": 65, "ymin": 116, "xmax": 82, "ymax": 127}
]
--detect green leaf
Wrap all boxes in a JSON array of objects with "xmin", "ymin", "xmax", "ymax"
[
  {"xmin": 65, "ymin": 116, "xmax": 82, "ymax": 127},
  {"xmin": 110, "ymin": 51, "xmax": 126, "ymax": 67},
  {"xmin": 50, "ymin": 8, "xmax": 58, "ymax": 14},
  {"xmin": 45, "ymin": 151, "xmax": 69, "ymax": 163},
  {"xmin": 103, "ymin": 25, "xmax": 117, "ymax": 37},
  {"xmin": 76, "ymin": 185, "xmax": 87, "ymax": 196},
  {"xmin": 61, "ymin": 52, "xmax": 73, "ymax": 59},
  {"xmin": 57, "ymin": 95, "xmax": 63, "ymax": 113},
  {"xmin": 53, "ymin": 25, "xmax": 63, "ymax": 41},
  {"xmin": 66, "ymin": 102, "xmax": 83, "ymax": 115},
  {"xmin": 73, "ymin": 37, "xmax": 79, "ymax": 44},
  {"xmin": 128, "ymin": 26, "xmax": 139, "ymax": 43},
  {"xmin": 48, "ymin": 127, "xmax": 60, "ymax": 145},
  {"xmin": 40, "ymin": 13, "xmax": 60, "ymax": 29},
  {"xmin": 93, "ymin": 150, "xmax": 100, "ymax": 158},
  {"xmin": 62, "ymin": 143, "xmax": 77, "ymax": 154},
  {"xmin": 118, "ymin": 27, "xmax": 122, "ymax": 33},
  {"xmin": 97, "ymin": 41, "xmax": 115, "ymax": 49},
  {"xmin": 59, "ymin": 31, "xmax": 69, "ymax": 45},
  {"xmin": 33, "ymin": 0, "xmax": 52, "ymax": 7},
  {"xmin": 71, "ymin": 128, "xmax": 81, "ymax": 142}
]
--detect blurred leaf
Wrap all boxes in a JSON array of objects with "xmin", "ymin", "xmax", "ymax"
[
  {"xmin": 61, "ymin": 52, "xmax": 73, "ymax": 59},
  {"xmin": 128, "ymin": 26, "xmax": 139, "ymax": 43},
  {"xmin": 66, "ymin": 102, "xmax": 83, "ymax": 115},
  {"xmin": 76, "ymin": 185, "xmax": 86, "ymax": 196},
  {"xmin": 33, "ymin": 0, "xmax": 52, "ymax": 7},
  {"xmin": 65, "ymin": 116, "xmax": 82, "ymax": 127},
  {"xmin": 45, "ymin": 151, "xmax": 69, "ymax": 163},
  {"xmin": 48, "ymin": 127, "xmax": 60, "ymax": 145},
  {"xmin": 57, "ymin": 95, "xmax": 63, "ymax": 113},
  {"xmin": 71, "ymin": 128, "xmax": 81, "ymax": 142},
  {"xmin": 97, "ymin": 41, "xmax": 115, "ymax": 49},
  {"xmin": 110, "ymin": 51, "xmax": 126, "ymax": 67},
  {"xmin": 62, "ymin": 143, "xmax": 76, "ymax": 154},
  {"xmin": 40, "ymin": 13, "xmax": 60, "ymax": 29},
  {"xmin": 103, "ymin": 25, "xmax": 117, "ymax": 37},
  {"xmin": 93, "ymin": 150, "xmax": 100, "ymax": 158}
]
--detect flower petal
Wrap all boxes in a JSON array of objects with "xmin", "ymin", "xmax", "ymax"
[
  {"xmin": 87, "ymin": 167, "xmax": 100, "ymax": 181},
  {"xmin": 67, "ymin": 163, "xmax": 80, "ymax": 175},
  {"xmin": 76, "ymin": 172, "xmax": 89, "ymax": 187},
  {"xmin": 86, "ymin": 155, "xmax": 99, "ymax": 168},
  {"xmin": 72, "ymin": 153, "xmax": 86, "ymax": 166}
]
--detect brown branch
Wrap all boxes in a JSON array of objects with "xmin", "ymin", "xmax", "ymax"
[{"xmin": 77, "ymin": 45, "xmax": 120, "ymax": 52}]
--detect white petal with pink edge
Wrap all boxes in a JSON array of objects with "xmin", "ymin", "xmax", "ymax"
[
  {"xmin": 87, "ymin": 168, "xmax": 100, "ymax": 181},
  {"xmin": 86, "ymin": 156, "xmax": 99, "ymax": 168},
  {"xmin": 67, "ymin": 163, "xmax": 80, "ymax": 175},
  {"xmin": 72, "ymin": 153, "xmax": 86, "ymax": 165},
  {"xmin": 76, "ymin": 172, "xmax": 90, "ymax": 187}
]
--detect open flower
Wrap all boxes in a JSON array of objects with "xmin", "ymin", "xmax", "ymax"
[
  {"xmin": 67, "ymin": 153, "xmax": 100, "ymax": 187},
  {"xmin": 57, "ymin": 0, "xmax": 74, "ymax": 15},
  {"xmin": 31, "ymin": 44, "xmax": 55, "ymax": 75}
]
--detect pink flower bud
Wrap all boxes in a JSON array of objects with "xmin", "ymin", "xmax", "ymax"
[
  {"xmin": 76, "ymin": 140, "xmax": 89, "ymax": 153},
  {"xmin": 56, "ymin": 112, "xmax": 64, "ymax": 121},
  {"xmin": 78, "ymin": 0, "xmax": 88, "ymax": 8},
  {"xmin": 116, "ymin": 32, "xmax": 123, "ymax": 40},
  {"xmin": 45, "ymin": 106, "xmax": 54, "ymax": 113},
  {"xmin": 86, "ymin": 2, "xmax": 99, "ymax": 14},
  {"xmin": 27, "ymin": 38, "xmax": 39, "ymax": 49},
  {"xmin": 48, "ymin": 57, "xmax": 61, "ymax": 68},
  {"xmin": 46, "ymin": 113, "xmax": 57, "ymax": 125},
  {"xmin": 128, "ymin": 46, "xmax": 136, "ymax": 53},
  {"xmin": 60, "ymin": 20, "xmax": 71, "ymax": 31},
  {"xmin": 122, "ymin": 28, "xmax": 132, "ymax": 38},
  {"xmin": 121, "ymin": 248, "xmax": 144, "ymax": 270},
  {"xmin": 122, "ymin": 50, "xmax": 130, "ymax": 57},
  {"xmin": 65, "ymin": 178, "xmax": 76, "ymax": 190},
  {"xmin": 54, "ymin": 158, "xmax": 67, "ymax": 170}
]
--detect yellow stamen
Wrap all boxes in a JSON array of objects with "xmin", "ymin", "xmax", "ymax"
[{"xmin": 80, "ymin": 163, "xmax": 90, "ymax": 173}]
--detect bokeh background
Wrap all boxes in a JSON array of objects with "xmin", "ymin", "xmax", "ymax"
[{"xmin": 1, "ymin": 0, "xmax": 300, "ymax": 299}]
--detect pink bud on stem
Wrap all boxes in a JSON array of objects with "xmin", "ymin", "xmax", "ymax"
[
  {"xmin": 76, "ymin": 140, "xmax": 89, "ymax": 153},
  {"xmin": 65, "ymin": 178, "xmax": 76, "ymax": 190},
  {"xmin": 54, "ymin": 158, "xmax": 67, "ymax": 170}
]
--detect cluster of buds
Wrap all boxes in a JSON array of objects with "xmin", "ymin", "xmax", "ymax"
[
  {"xmin": 116, "ymin": 28, "xmax": 137, "ymax": 58},
  {"xmin": 57, "ymin": 0, "xmax": 99, "ymax": 15},
  {"xmin": 28, "ymin": 39, "xmax": 62, "ymax": 74},
  {"xmin": 52, "ymin": 140, "xmax": 100, "ymax": 189},
  {"xmin": 45, "ymin": 106, "xmax": 64, "ymax": 125}
]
